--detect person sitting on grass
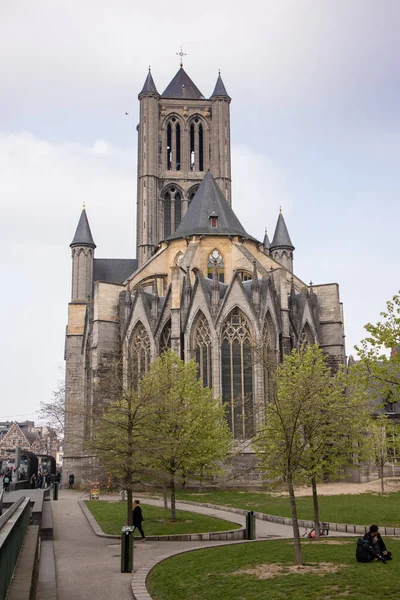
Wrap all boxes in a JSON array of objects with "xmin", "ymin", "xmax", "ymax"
[
  {"xmin": 132, "ymin": 499, "xmax": 146, "ymax": 542},
  {"xmin": 365, "ymin": 525, "xmax": 392, "ymax": 561}
]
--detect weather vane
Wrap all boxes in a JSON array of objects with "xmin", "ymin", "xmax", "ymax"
[{"xmin": 176, "ymin": 46, "xmax": 187, "ymax": 68}]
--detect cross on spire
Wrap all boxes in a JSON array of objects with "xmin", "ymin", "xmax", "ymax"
[{"xmin": 176, "ymin": 45, "xmax": 187, "ymax": 68}]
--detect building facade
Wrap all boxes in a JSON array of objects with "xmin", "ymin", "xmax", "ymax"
[{"xmin": 64, "ymin": 64, "xmax": 346, "ymax": 485}]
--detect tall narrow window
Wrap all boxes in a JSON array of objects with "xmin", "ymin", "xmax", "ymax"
[
  {"xmin": 129, "ymin": 322, "xmax": 150, "ymax": 388},
  {"xmin": 174, "ymin": 192, "xmax": 182, "ymax": 230},
  {"xmin": 221, "ymin": 309, "xmax": 253, "ymax": 439},
  {"xmin": 190, "ymin": 124, "xmax": 195, "ymax": 170},
  {"xmin": 167, "ymin": 123, "xmax": 172, "ymax": 170},
  {"xmin": 263, "ymin": 312, "xmax": 277, "ymax": 404},
  {"xmin": 207, "ymin": 249, "xmax": 224, "ymax": 283},
  {"xmin": 193, "ymin": 313, "xmax": 212, "ymax": 388},
  {"xmin": 199, "ymin": 124, "xmax": 204, "ymax": 171},
  {"xmin": 188, "ymin": 186, "xmax": 199, "ymax": 204},
  {"xmin": 164, "ymin": 192, "xmax": 171, "ymax": 238},
  {"xmin": 159, "ymin": 319, "xmax": 171, "ymax": 355},
  {"xmin": 176, "ymin": 123, "xmax": 181, "ymax": 171}
]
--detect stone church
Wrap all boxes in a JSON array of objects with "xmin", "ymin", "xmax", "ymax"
[{"xmin": 64, "ymin": 63, "xmax": 346, "ymax": 485}]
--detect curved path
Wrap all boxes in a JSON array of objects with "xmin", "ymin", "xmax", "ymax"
[{"xmin": 52, "ymin": 490, "xmax": 355, "ymax": 600}]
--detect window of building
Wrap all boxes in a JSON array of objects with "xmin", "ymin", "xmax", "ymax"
[
  {"xmin": 210, "ymin": 215, "xmax": 218, "ymax": 228},
  {"xmin": 221, "ymin": 308, "xmax": 254, "ymax": 439},
  {"xmin": 298, "ymin": 322, "xmax": 314, "ymax": 349},
  {"xmin": 188, "ymin": 186, "xmax": 199, "ymax": 204},
  {"xmin": 207, "ymin": 249, "xmax": 224, "ymax": 283},
  {"xmin": 192, "ymin": 313, "xmax": 212, "ymax": 388},
  {"xmin": 237, "ymin": 270, "xmax": 252, "ymax": 282},
  {"xmin": 263, "ymin": 312, "xmax": 277, "ymax": 404},
  {"xmin": 189, "ymin": 118, "xmax": 204, "ymax": 172},
  {"xmin": 164, "ymin": 192, "xmax": 171, "ymax": 238},
  {"xmin": 129, "ymin": 322, "xmax": 150, "ymax": 388},
  {"xmin": 174, "ymin": 192, "xmax": 182, "ymax": 230},
  {"xmin": 159, "ymin": 319, "xmax": 172, "ymax": 355},
  {"xmin": 166, "ymin": 118, "xmax": 181, "ymax": 171}
]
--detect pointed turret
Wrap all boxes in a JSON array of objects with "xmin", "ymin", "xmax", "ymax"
[
  {"xmin": 263, "ymin": 228, "xmax": 270, "ymax": 255},
  {"xmin": 270, "ymin": 209, "xmax": 294, "ymax": 272},
  {"xmin": 210, "ymin": 71, "xmax": 230, "ymax": 99},
  {"xmin": 70, "ymin": 207, "xmax": 96, "ymax": 249},
  {"xmin": 161, "ymin": 67, "xmax": 204, "ymax": 99},
  {"xmin": 70, "ymin": 207, "xmax": 95, "ymax": 301},
  {"xmin": 138, "ymin": 68, "xmax": 159, "ymax": 98},
  {"xmin": 167, "ymin": 171, "xmax": 256, "ymax": 241}
]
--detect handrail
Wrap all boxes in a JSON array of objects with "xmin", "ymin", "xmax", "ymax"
[{"xmin": 0, "ymin": 495, "xmax": 26, "ymax": 530}]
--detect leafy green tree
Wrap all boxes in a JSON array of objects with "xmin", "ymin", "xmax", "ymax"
[
  {"xmin": 354, "ymin": 291, "xmax": 400, "ymax": 405},
  {"xmin": 367, "ymin": 414, "xmax": 400, "ymax": 493},
  {"xmin": 90, "ymin": 383, "xmax": 155, "ymax": 524},
  {"xmin": 140, "ymin": 351, "xmax": 232, "ymax": 520},
  {"xmin": 254, "ymin": 345, "xmax": 368, "ymax": 563}
]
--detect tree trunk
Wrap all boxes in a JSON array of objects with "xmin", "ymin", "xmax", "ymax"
[
  {"xmin": 380, "ymin": 463, "xmax": 385, "ymax": 494},
  {"xmin": 287, "ymin": 476, "xmax": 303, "ymax": 565},
  {"xmin": 170, "ymin": 474, "xmax": 176, "ymax": 520},
  {"xmin": 163, "ymin": 481, "xmax": 168, "ymax": 509},
  {"xmin": 127, "ymin": 487, "xmax": 133, "ymax": 525},
  {"xmin": 311, "ymin": 476, "xmax": 320, "ymax": 540}
]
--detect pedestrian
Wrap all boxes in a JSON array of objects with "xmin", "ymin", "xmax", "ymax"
[
  {"xmin": 68, "ymin": 473, "xmax": 75, "ymax": 489},
  {"xmin": 30, "ymin": 473, "xmax": 37, "ymax": 489},
  {"xmin": 3, "ymin": 473, "xmax": 10, "ymax": 492},
  {"xmin": 132, "ymin": 499, "xmax": 146, "ymax": 542}
]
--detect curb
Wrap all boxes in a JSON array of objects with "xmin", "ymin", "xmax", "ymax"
[
  {"xmin": 175, "ymin": 499, "xmax": 400, "ymax": 537},
  {"xmin": 78, "ymin": 500, "xmax": 246, "ymax": 541}
]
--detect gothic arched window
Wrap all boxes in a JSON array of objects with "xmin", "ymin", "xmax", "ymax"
[
  {"xmin": 237, "ymin": 270, "xmax": 252, "ymax": 282},
  {"xmin": 263, "ymin": 312, "xmax": 277, "ymax": 403},
  {"xmin": 188, "ymin": 185, "xmax": 199, "ymax": 205},
  {"xmin": 189, "ymin": 118, "xmax": 204, "ymax": 172},
  {"xmin": 207, "ymin": 249, "xmax": 224, "ymax": 283},
  {"xmin": 163, "ymin": 188, "xmax": 182, "ymax": 238},
  {"xmin": 129, "ymin": 322, "xmax": 150, "ymax": 387},
  {"xmin": 221, "ymin": 308, "xmax": 254, "ymax": 439},
  {"xmin": 166, "ymin": 118, "xmax": 181, "ymax": 171},
  {"xmin": 192, "ymin": 313, "xmax": 212, "ymax": 388},
  {"xmin": 159, "ymin": 319, "xmax": 171, "ymax": 355},
  {"xmin": 298, "ymin": 322, "xmax": 315, "ymax": 349}
]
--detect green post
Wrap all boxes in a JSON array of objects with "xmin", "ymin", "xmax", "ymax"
[
  {"xmin": 53, "ymin": 482, "xmax": 58, "ymax": 501},
  {"xmin": 246, "ymin": 511, "xmax": 256, "ymax": 540},
  {"xmin": 121, "ymin": 526, "xmax": 134, "ymax": 572}
]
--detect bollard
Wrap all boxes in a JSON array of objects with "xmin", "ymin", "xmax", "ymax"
[
  {"xmin": 121, "ymin": 526, "xmax": 134, "ymax": 572},
  {"xmin": 246, "ymin": 511, "xmax": 256, "ymax": 540},
  {"xmin": 53, "ymin": 482, "xmax": 58, "ymax": 501}
]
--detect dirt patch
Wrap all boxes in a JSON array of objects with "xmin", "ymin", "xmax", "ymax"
[
  {"xmin": 232, "ymin": 562, "xmax": 348, "ymax": 580},
  {"xmin": 271, "ymin": 477, "xmax": 400, "ymax": 497}
]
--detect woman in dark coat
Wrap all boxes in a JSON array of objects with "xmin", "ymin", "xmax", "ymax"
[{"xmin": 132, "ymin": 499, "xmax": 146, "ymax": 541}]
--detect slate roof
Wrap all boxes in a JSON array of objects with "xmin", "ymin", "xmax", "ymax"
[
  {"xmin": 210, "ymin": 73, "xmax": 230, "ymax": 98},
  {"xmin": 161, "ymin": 67, "xmax": 204, "ymax": 99},
  {"xmin": 93, "ymin": 259, "xmax": 138, "ymax": 284},
  {"xmin": 139, "ymin": 69, "xmax": 159, "ymax": 96},
  {"xmin": 167, "ymin": 171, "xmax": 256, "ymax": 241},
  {"xmin": 270, "ymin": 212, "xmax": 294, "ymax": 250},
  {"xmin": 70, "ymin": 209, "xmax": 96, "ymax": 248}
]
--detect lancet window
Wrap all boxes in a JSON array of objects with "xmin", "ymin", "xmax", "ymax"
[
  {"xmin": 189, "ymin": 118, "xmax": 204, "ymax": 172},
  {"xmin": 129, "ymin": 322, "xmax": 150, "ymax": 388},
  {"xmin": 263, "ymin": 312, "xmax": 277, "ymax": 403},
  {"xmin": 166, "ymin": 118, "xmax": 181, "ymax": 171},
  {"xmin": 298, "ymin": 322, "xmax": 315, "ymax": 349},
  {"xmin": 221, "ymin": 308, "xmax": 254, "ymax": 439},
  {"xmin": 159, "ymin": 319, "xmax": 172, "ymax": 355},
  {"xmin": 163, "ymin": 188, "xmax": 182, "ymax": 238},
  {"xmin": 207, "ymin": 249, "xmax": 224, "ymax": 283},
  {"xmin": 192, "ymin": 313, "xmax": 212, "ymax": 388}
]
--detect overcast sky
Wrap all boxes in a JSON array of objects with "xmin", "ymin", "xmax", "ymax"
[{"xmin": 1, "ymin": 0, "xmax": 399, "ymax": 422}]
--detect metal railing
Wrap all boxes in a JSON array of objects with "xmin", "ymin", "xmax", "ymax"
[{"xmin": 0, "ymin": 496, "xmax": 31, "ymax": 600}]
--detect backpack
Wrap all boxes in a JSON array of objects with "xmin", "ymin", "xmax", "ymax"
[{"xmin": 4, "ymin": 477, "xmax": 10, "ymax": 484}]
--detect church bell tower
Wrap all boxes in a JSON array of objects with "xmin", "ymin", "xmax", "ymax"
[{"xmin": 136, "ymin": 56, "xmax": 232, "ymax": 267}]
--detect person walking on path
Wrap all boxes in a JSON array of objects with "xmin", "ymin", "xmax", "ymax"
[
  {"xmin": 132, "ymin": 499, "xmax": 146, "ymax": 542},
  {"xmin": 69, "ymin": 474, "xmax": 75, "ymax": 489}
]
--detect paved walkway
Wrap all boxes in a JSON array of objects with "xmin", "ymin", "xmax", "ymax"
[{"xmin": 51, "ymin": 490, "xmax": 355, "ymax": 599}]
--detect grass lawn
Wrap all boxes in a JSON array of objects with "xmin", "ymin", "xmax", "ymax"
[
  {"xmin": 175, "ymin": 490, "xmax": 400, "ymax": 527},
  {"xmin": 148, "ymin": 538, "xmax": 400, "ymax": 600},
  {"xmin": 84, "ymin": 501, "xmax": 241, "ymax": 536}
]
